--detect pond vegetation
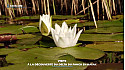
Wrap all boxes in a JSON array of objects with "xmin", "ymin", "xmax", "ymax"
[
  {"xmin": 0, "ymin": 0, "xmax": 123, "ymax": 70},
  {"xmin": 0, "ymin": 14, "xmax": 123, "ymax": 70}
]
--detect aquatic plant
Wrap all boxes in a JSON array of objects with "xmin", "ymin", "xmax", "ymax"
[
  {"xmin": 39, "ymin": 14, "xmax": 52, "ymax": 36},
  {"xmin": 51, "ymin": 21, "xmax": 83, "ymax": 48}
]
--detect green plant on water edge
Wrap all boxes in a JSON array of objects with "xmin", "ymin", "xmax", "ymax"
[
  {"xmin": 0, "ymin": 46, "xmax": 105, "ymax": 70},
  {"xmin": 102, "ymin": 52, "xmax": 123, "ymax": 63},
  {"xmin": 86, "ymin": 42, "xmax": 123, "ymax": 52},
  {"xmin": 79, "ymin": 33, "xmax": 123, "ymax": 41}
]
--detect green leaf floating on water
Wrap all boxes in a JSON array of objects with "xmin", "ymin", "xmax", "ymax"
[
  {"xmin": 79, "ymin": 33, "xmax": 123, "ymax": 41},
  {"xmin": 10, "ymin": 44, "xmax": 38, "ymax": 50},
  {"xmin": 39, "ymin": 35, "xmax": 56, "ymax": 48},
  {"xmin": 16, "ymin": 34, "xmax": 36, "ymax": 39},
  {"xmin": 52, "ymin": 15, "xmax": 87, "ymax": 20},
  {"xmin": 0, "ymin": 48, "xmax": 19, "ymax": 55},
  {"xmin": 58, "ymin": 54, "xmax": 76, "ymax": 62},
  {"xmin": 84, "ymin": 27, "xmax": 123, "ymax": 34},
  {"xmin": 18, "ymin": 26, "xmax": 39, "ymax": 33},
  {"xmin": 16, "ymin": 36, "xmax": 41, "ymax": 45},
  {"xmin": 60, "ymin": 47, "xmax": 105, "ymax": 60},
  {"xmin": 57, "ymin": 54, "xmax": 88, "ymax": 70},
  {"xmin": 0, "ymin": 25, "xmax": 23, "ymax": 34},
  {"xmin": 14, "ymin": 16, "xmax": 39, "ymax": 20},
  {"xmin": 3, "ymin": 47, "xmax": 104, "ymax": 64},
  {"xmin": 86, "ymin": 42, "xmax": 123, "ymax": 52},
  {"xmin": 6, "ymin": 47, "xmax": 104, "ymax": 62},
  {"xmin": 28, "ymin": 22, "xmax": 39, "ymax": 27},
  {"xmin": 1, "ymin": 48, "xmax": 90, "ymax": 70},
  {"xmin": 1, "ymin": 47, "xmax": 104, "ymax": 70},
  {"xmin": 65, "ymin": 19, "xmax": 79, "ymax": 24}
]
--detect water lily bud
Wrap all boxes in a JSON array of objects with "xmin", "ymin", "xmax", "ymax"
[{"xmin": 39, "ymin": 14, "xmax": 52, "ymax": 36}]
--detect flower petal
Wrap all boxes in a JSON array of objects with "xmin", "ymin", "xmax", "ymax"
[
  {"xmin": 61, "ymin": 21, "xmax": 68, "ymax": 33},
  {"xmin": 71, "ymin": 24, "xmax": 77, "ymax": 39},
  {"xmin": 65, "ymin": 31, "xmax": 73, "ymax": 47},
  {"xmin": 72, "ymin": 29, "xmax": 83, "ymax": 46},
  {"xmin": 55, "ymin": 23, "xmax": 61, "ymax": 34},
  {"xmin": 51, "ymin": 28, "xmax": 59, "ymax": 46},
  {"xmin": 68, "ymin": 26, "xmax": 71, "ymax": 33},
  {"xmin": 59, "ymin": 29, "xmax": 65, "ymax": 37},
  {"xmin": 58, "ymin": 37, "xmax": 69, "ymax": 48},
  {"xmin": 39, "ymin": 15, "xmax": 42, "ymax": 32}
]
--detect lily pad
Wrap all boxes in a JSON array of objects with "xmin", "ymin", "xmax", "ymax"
[
  {"xmin": 69, "ymin": 21, "xmax": 94, "ymax": 27},
  {"xmin": 0, "ymin": 25, "xmax": 24, "ymax": 34},
  {"xmin": 27, "ymin": 22, "xmax": 39, "ymax": 27},
  {"xmin": 84, "ymin": 27, "xmax": 123, "ymax": 34},
  {"xmin": 16, "ymin": 34, "xmax": 36, "ymax": 39},
  {"xmin": 17, "ymin": 45, "xmax": 38, "ymax": 50},
  {"xmin": 79, "ymin": 33, "xmax": 123, "ymax": 41},
  {"xmin": 39, "ymin": 36, "xmax": 56, "ymax": 48},
  {"xmin": 0, "ymin": 46, "xmax": 104, "ymax": 70},
  {"xmin": 16, "ymin": 36, "xmax": 41, "ymax": 45},
  {"xmin": 97, "ymin": 20, "xmax": 123, "ymax": 28},
  {"xmin": 1, "ymin": 47, "xmax": 103, "ymax": 70},
  {"xmin": 18, "ymin": 26, "xmax": 39, "ymax": 33},
  {"xmin": 29, "ymin": 47, "xmax": 105, "ymax": 60},
  {"xmin": 14, "ymin": 16, "xmax": 39, "ymax": 20},
  {"xmin": 65, "ymin": 19, "xmax": 79, "ymax": 24},
  {"xmin": 61, "ymin": 47, "xmax": 105, "ymax": 60},
  {"xmin": 58, "ymin": 54, "xmax": 77, "ymax": 62},
  {"xmin": 86, "ymin": 42, "xmax": 123, "ymax": 51},
  {"xmin": 39, "ymin": 41, "xmax": 56, "ymax": 48},
  {"xmin": 58, "ymin": 54, "xmax": 87, "ymax": 69},
  {"xmin": 52, "ymin": 15, "xmax": 87, "ymax": 20},
  {"xmin": 112, "ymin": 15, "xmax": 123, "ymax": 20},
  {"xmin": 111, "ymin": 33, "xmax": 123, "ymax": 40},
  {"xmin": 69, "ymin": 18, "xmax": 123, "ymax": 28},
  {"xmin": 5, "ymin": 47, "xmax": 105, "ymax": 62},
  {"xmin": 0, "ymin": 48, "xmax": 19, "ymax": 55},
  {"xmin": 10, "ymin": 44, "xmax": 38, "ymax": 50},
  {"xmin": 9, "ymin": 44, "xmax": 21, "ymax": 48}
]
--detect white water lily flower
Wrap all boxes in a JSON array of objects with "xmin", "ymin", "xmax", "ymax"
[
  {"xmin": 39, "ymin": 14, "xmax": 52, "ymax": 36},
  {"xmin": 51, "ymin": 21, "xmax": 83, "ymax": 48}
]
